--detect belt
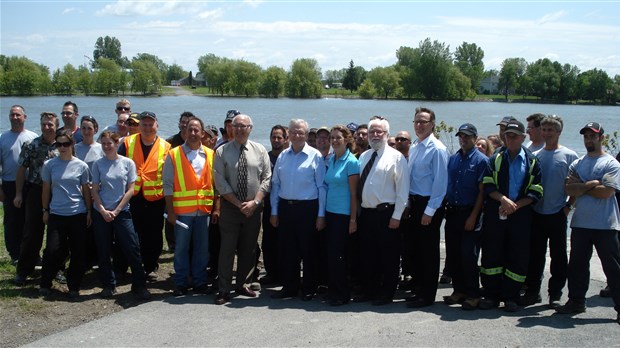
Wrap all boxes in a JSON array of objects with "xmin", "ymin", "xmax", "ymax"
[
  {"xmin": 409, "ymin": 194, "xmax": 429, "ymax": 203},
  {"xmin": 445, "ymin": 204, "xmax": 474, "ymax": 213},
  {"xmin": 364, "ymin": 203, "xmax": 395, "ymax": 212},
  {"xmin": 279, "ymin": 198, "xmax": 317, "ymax": 205}
]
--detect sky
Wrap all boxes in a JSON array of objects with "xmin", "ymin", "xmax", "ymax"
[{"xmin": 2, "ymin": 1, "xmax": 620, "ymax": 77}]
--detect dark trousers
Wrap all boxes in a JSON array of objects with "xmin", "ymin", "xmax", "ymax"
[
  {"xmin": 129, "ymin": 194, "xmax": 165, "ymax": 274},
  {"xmin": 261, "ymin": 196, "xmax": 279, "ymax": 280},
  {"xmin": 93, "ymin": 210, "xmax": 146, "ymax": 289},
  {"xmin": 359, "ymin": 205, "xmax": 400, "ymax": 300},
  {"xmin": 207, "ymin": 221, "xmax": 220, "ymax": 279},
  {"xmin": 164, "ymin": 220, "xmax": 176, "ymax": 251},
  {"xmin": 399, "ymin": 213, "xmax": 414, "ymax": 277},
  {"xmin": 16, "ymin": 183, "xmax": 44, "ymax": 277},
  {"xmin": 41, "ymin": 213, "xmax": 87, "ymax": 291},
  {"xmin": 278, "ymin": 199, "xmax": 319, "ymax": 295},
  {"xmin": 2, "ymin": 181, "xmax": 25, "ymax": 261},
  {"xmin": 409, "ymin": 195, "xmax": 445, "ymax": 302},
  {"xmin": 326, "ymin": 211, "xmax": 350, "ymax": 301},
  {"xmin": 444, "ymin": 206, "xmax": 481, "ymax": 298},
  {"xmin": 567, "ymin": 227, "xmax": 620, "ymax": 312},
  {"xmin": 480, "ymin": 205, "xmax": 532, "ymax": 302},
  {"xmin": 525, "ymin": 210, "xmax": 568, "ymax": 298}
]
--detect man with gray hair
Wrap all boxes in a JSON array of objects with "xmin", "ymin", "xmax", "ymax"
[
  {"xmin": 213, "ymin": 114, "xmax": 271, "ymax": 305},
  {"xmin": 270, "ymin": 119, "xmax": 326, "ymax": 301},
  {"xmin": 354, "ymin": 116, "xmax": 409, "ymax": 306}
]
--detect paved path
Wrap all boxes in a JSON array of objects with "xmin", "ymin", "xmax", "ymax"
[{"xmin": 26, "ymin": 243, "xmax": 620, "ymax": 347}]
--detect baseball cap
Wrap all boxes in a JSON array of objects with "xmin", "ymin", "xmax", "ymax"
[
  {"xmin": 205, "ymin": 124, "xmax": 218, "ymax": 136},
  {"xmin": 309, "ymin": 128, "xmax": 318, "ymax": 134},
  {"xmin": 139, "ymin": 111, "xmax": 157, "ymax": 121},
  {"xmin": 579, "ymin": 122, "xmax": 604, "ymax": 135},
  {"xmin": 455, "ymin": 123, "xmax": 478, "ymax": 137},
  {"xmin": 225, "ymin": 110, "xmax": 241, "ymax": 122},
  {"xmin": 497, "ymin": 116, "xmax": 517, "ymax": 126},
  {"xmin": 504, "ymin": 120, "xmax": 525, "ymax": 136},
  {"xmin": 316, "ymin": 126, "xmax": 330, "ymax": 135},
  {"xmin": 346, "ymin": 122, "xmax": 359, "ymax": 132}
]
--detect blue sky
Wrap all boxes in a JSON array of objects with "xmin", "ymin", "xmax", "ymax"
[{"xmin": 2, "ymin": 1, "xmax": 619, "ymax": 76}]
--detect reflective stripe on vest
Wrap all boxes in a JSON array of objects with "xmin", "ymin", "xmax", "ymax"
[
  {"xmin": 125, "ymin": 134, "xmax": 170, "ymax": 201},
  {"xmin": 170, "ymin": 145, "xmax": 214, "ymax": 215},
  {"xmin": 504, "ymin": 268, "xmax": 526, "ymax": 283},
  {"xmin": 482, "ymin": 151, "xmax": 543, "ymax": 196}
]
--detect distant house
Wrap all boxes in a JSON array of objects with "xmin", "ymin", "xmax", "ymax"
[
  {"xmin": 177, "ymin": 72, "xmax": 207, "ymax": 87},
  {"xmin": 478, "ymin": 75, "xmax": 499, "ymax": 94}
]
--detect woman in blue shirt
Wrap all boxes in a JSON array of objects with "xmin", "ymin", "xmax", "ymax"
[
  {"xmin": 40, "ymin": 130, "xmax": 91, "ymax": 298},
  {"xmin": 324, "ymin": 125, "xmax": 360, "ymax": 306}
]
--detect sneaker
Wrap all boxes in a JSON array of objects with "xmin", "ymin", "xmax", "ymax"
[
  {"xmin": 132, "ymin": 287, "xmax": 152, "ymax": 300},
  {"xmin": 519, "ymin": 292, "xmax": 542, "ymax": 307},
  {"xmin": 478, "ymin": 297, "xmax": 499, "ymax": 310},
  {"xmin": 462, "ymin": 297, "xmax": 480, "ymax": 310},
  {"xmin": 55, "ymin": 271, "xmax": 67, "ymax": 284},
  {"xmin": 439, "ymin": 274, "xmax": 452, "ymax": 284},
  {"xmin": 548, "ymin": 295, "xmax": 561, "ymax": 309},
  {"xmin": 555, "ymin": 300, "xmax": 586, "ymax": 314},
  {"xmin": 504, "ymin": 301, "xmax": 520, "ymax": 312},
  {"xmin": 38, "ymin": 287, "xmax": 51, "ymax": 297},
  {"xmin": 600, "ymin": 285, "xmax": 612, "ymax": 298},
  {"xmin": 443, "ymin": 292, "xmax": 467, "ymax": 305},
  {"xmin": 250, "ymin": 282, "xmax": 261, "ymax": 291},
  {"xmin": 14, "ymin": 274, "xmax": 26, "ymax": 286},
  {"xmin": 100, "ymin": 288, "xmax": 117, "ymax": 298}
]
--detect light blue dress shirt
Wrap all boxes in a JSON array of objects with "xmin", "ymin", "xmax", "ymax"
[{"xmin": 409, "ymin": 133, "xmax": 449, "ymax": 216}]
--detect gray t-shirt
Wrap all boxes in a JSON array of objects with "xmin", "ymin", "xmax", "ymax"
[
  {"xmin": 533, "ymin": 146, "xmax": 579, "ymax": 214},
  {"xmin": 75, "ymin": 142, "xmax": 104, "ymax": 170},
  {"xmin": 92, "ymin": 155, "xmax": 137, "ymax": 212},
  {"xmin": 0, "ymin": 129, "xmax": 38, "ymax": 181},
  {"xmin": 569, "ymin": 153, "xmax": 620, "ymax": 230},
  {"xmin": 41, "ymin": 157, "xmax": 91, "ymax": 216}
]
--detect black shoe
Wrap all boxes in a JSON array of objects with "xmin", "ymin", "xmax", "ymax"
[
  {"xmin": 14, "ymin": 274, "xmax": 26, "ymax": 286},
  {"xmin": 600, "ymin": 285, "xmax": 612, "ymax": 298},
  {"xmin": 504, "ymin": 301, "xmax": 520, "ymax": 312},
  {"xmin": 548, "ymin": 294, "xmax": 562, "ymax": 309},
  {"xmin": 519, "ymin": 292, "xmax": 542, "ymax": 306},
  {"xmin": 353, "ymin": 295, "xmax": 374, "ymax": 303},
  {"xmin": 271, "ymin": 289, "xmax": 296, "ymax": 299},
  {"xmin": 372, "ymin": 297, "xmax": 393, "ymax": 306},
  {"xmin": 214, "ymin": 293, "xmax": 230, "ymax": 305},
  {"xmin": 302, "ymin": 293, "xmax": 314, "ymax": 301},
  {"xmin": 478, "ymin": 297, "xmax": 499, "ymax": 310},
  {"xmin": 439, "ymin": 275, "xmax": 452, "ymax": 284},
  {"xmin": 404, "ymin": 295, "xmax": 420, "ymax": 302},
  {"xmin": 259, "ymin": 275, "xmax": 278, "ymax": 285},
  {"xmin": 100, "ymin": 287, "xmax": 117, "ymax": 298},
  {"xmin": 68, "ymin": 290, "xmax": 80, "ymax": 299},
  {"xmin": 38, "ymin": 287, "xmax": 51, "ymax": 297},
  {"xmin": 172, "ymin": 286, "xmax": 188, "ymax": 297},
  {"xmin": 407, "ymin": 298, "xmax": 433, "ymax": 308},
  {"xmin": 555, "ymin": 300, "xmax": 586, "ymax": 314},
  {"xmin": 193, "ymin": 284, "xmax": 211, "ymax": 295},
  {"xmin": 329, "ymin": 299, "xmax": 350, "ymax": 306},
  {"xmin": 132, "ymin": 287, "xmax": 152, "ymax": 300}
]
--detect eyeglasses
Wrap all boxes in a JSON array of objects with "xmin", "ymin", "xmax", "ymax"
[
  {"xmin": 116, "ymin": 106, "xmax": 130, "ymax": 111},
  {"xmin": 413, "ymin": 120, "xmax": 431, "ymax": 126},
  {"xmin": 9, "ymin": 112, "xmax": 23, "ymax": 117},
  {"xmin": 232, "ymin": 124, "xmax": 251, "ymax": 129},
  {"xmin": 117, "ymin": 119, "xmax": 127, "ymax": 125},
  {"xmin": 395, "ymin": 137, "xmax": 410, "ymax": 142},
  {"xmin": 369, "ymin": 130, "xmax": 385, "ymax": 136},
  {"xmin": 127, "ymin": 121, "xmax": 139, "ymax": 126},
  {"xmin": 55, "ymin": 141, "xmax": 72, "ymax": 148},
  {"xmin": 61, "ymin": 111, "xmax": 74, "ymax": 116}
]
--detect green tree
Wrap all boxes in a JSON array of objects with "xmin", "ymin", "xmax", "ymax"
[
  {"xmin": 285, "ymin": 58, "xmax": 323, "ymax": 98},
  {"xmin": 445, "ymin": 66, "xmax": 474, "ymax": 100},
  {"xmin": 368, "ymin": 66, "xmax": 400, "ymax": 99},
  {"xmin": 52, "ymin": 63, "xmax": 79, "ymax": 95},
  {"xmin": 259, "ymin": 66, "xmax": 287, "ymax": 98},
  {"xmin": 93, "ymin": 36, "xmax": 125, "ymax": 68},
  {"xmin": 558, "ymin": 63, "xmax": 580, "ymax": 102},
  {"xmin": 323, "ymin": 68, "xmax": 345, "ymax": 87},
  {"xmin": 395, "ymin": 46, "xmax": 417, "ymax": 98},
  {"xmin": 407, "ymin": 38, "xmax": 454, "ymax": 100},
  {"xmin": 0, "ymin": 56, "xmax": 48, "ymax": 95},
  {"xmin": 166, "ymin": 64, "xmax": 187, "ymax": 84},
  {"xmin": 342, "ymin": 60, "xmax": 366, "ymax": 92},
  {"xmin": 578, "ymin": 68, "xmax": 611, "ymax": 103},
  {"xmin": 357, "ymin": 78, "xmax": 376, "ymax": 99},
  {"xmin": 454, "ymin": 42, "xmax": 485, "ymax": 91},
  {"xmin": 524, "ymin": 58, "xmax": 561, "ymax": 100},
  {"xmin": 133, "ymin": 53, "xmax": 168, "ymax": 82},
  {"xmin": 77, "ymin": 65, "xmax": 92, "ymax": 95},
  {"xmin": 131, "ymin": 60, "xmax": 162, "ymax": 95},
  {"xmin": 233, "ymin": 60, "xmax": 261, "ymax": 97},
  {"xmin": 92, "ymin": 57, "xmax": 122, "ymax": 95},
  {"xmin": 498, "ymin": 57, "xmax": 527, "ymax": 100},
  {"xmin": 197, "ymin": 54, "xmax": 236, "ymax": 96}
]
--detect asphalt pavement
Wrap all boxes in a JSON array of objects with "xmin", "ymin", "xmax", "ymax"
[{"xmin": 26, "ymin": 241, "xmax": 620, "ymax": 347}]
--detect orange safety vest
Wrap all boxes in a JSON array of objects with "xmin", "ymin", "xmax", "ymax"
[
  {"xmin": 125, "ymin": 134, "xmax": 171, "ymax": 201},
  {"xmin": 169, "ymin": 145, "xmax": 215, "ymax": 215}
]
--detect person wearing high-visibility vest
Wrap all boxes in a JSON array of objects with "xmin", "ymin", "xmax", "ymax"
[
  {"xmin": 118, "ymin": 111, "xmax": 171, "ymax": 279},
  {"xmin": 479, "ymin": 119, "xmax": 543, "ymax": 312},
  {"xmin": 163, "ymin": 116, "xmax": 215, "ymax": 296}
]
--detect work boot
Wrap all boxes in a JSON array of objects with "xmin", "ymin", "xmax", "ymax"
[
  {"xmin": 519, "ymin": 292, "xmax": 542, "ymax": 306},
  {"xmin": 555, "ymin": 299, "xmax": 586, "ymax": 314},
  {"xmin": 461, "ymin": 297, "xmax": 480, "ymax": 310},
  {"xmin": 600, "ymin": 285, "xmax": 611, "ymax": 298},
  {"xmin": 443, "ymin": 292, "xmax": 467, "ymax": 305}
]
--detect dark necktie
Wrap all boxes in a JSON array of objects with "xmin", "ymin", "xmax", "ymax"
[
  {"xmin": 358, "ymin": 150, "xmax": 377, "ymax": 199},
  {"xmin": 237, "ymin": 145, "xmax": 248, "ymax": 201}
]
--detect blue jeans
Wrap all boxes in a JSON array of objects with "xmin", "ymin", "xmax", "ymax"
[
  {"xmin": 174, "ymin": 214, "xmax": 210, "ymax": 288},
  {"xmin": 93, "ymin": 210, "xmax": 146, "ymax": 289}
]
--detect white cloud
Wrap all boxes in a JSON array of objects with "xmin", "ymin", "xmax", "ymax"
[
  {"xmin": 243, "ymin": 0, "xmax": 264, "ymax": 9},
  {"xmin": 198, "ymin": 9, "xmax": 224, "ymax": 20},
  {"xmin": 125, "ymin": 20, "xmax": 185, "ymax": 29},
  {"xmin": 62, "ymin": 8, "xmax": 80, "ymax": 15},
  {"xmin": 538, "ymin": 10, "xmax": 567, "ymax": 24},
  {"xmin": 96, "ymin": 0, "xmax": 205, "ymax": 17}
]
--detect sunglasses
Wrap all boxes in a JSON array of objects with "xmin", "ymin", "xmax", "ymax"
[
  {"xmin": 55, "ymin": 141, "xmax": 72, "ymax": 148},
  {"xmin": 61, "ymin": 111, "xmax": 74, "ymax": 116},
  {"xmin": 127, "ymin": 121, "xmax": 139, "ymax": 126},
  {"xmin": 116, "ymin": 106, "xmax": 130, "ymax": 111},
  {"xmin": 395, "ymin": 137, "xmax": 410, "ymax": 142}
]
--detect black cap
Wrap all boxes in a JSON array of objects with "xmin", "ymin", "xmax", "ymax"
[
  {"xmin": 455, "ymin": 123, "xmax": 478, "ymax": 137},
  {"xmin": 225, "ymin": 110, "xmax": 241, "ymax": 122},
  {"xmin": 579, "ymin": 122, "xmax": 604, "ymax": 135},
  {"xmin": 139, "ymin": 111, "xmax": 157, "ymax": 121},
  {"xmin": 497, "ymin": 116, "xmax": 517, "ymax": 126},
  {"xmin": 504, "ymin": 120, "xmax": 525, "ymax": 136}
]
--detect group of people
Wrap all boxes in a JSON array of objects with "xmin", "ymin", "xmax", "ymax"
[{"xmin": 1, "ymin": 100, "xmax": 619, "ymax": 325}]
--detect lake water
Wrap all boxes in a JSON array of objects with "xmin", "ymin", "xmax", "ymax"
[{"xmin": 1, "ymin": 95, "xmax": 618, "ymax": 155}]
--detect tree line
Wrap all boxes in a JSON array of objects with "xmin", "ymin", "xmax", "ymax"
[{"xmin": 0, "ymin": 36, "xmax": 618, "ymax": 104}]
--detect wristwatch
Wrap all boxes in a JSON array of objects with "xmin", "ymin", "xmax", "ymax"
[
  {"xmin": 42, "ymin": 208, "xmax": 49, "ymax": 213},
  {"xmin": 254, "ymin": 200, "xmax": 261, "ymax": 206}
]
